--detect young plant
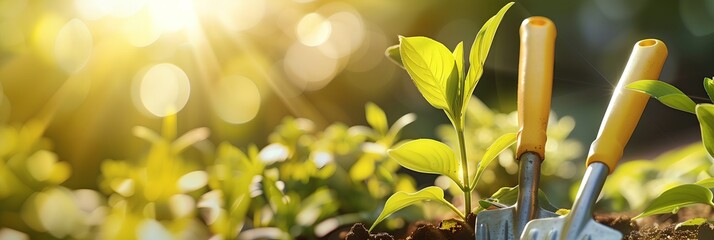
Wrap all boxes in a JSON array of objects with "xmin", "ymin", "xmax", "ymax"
[
  {"xmin": 627, "ymin": 77, "xmax": 714, "ymax": 218},
  {"xmin": 370, "ymin": 2, "xmax": 515, "ymax": 231}
]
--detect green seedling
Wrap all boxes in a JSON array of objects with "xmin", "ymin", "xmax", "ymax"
[
  {"xmin": 627, "ymin": 77, "xmax": 714, "ymax": 219},
  {"xmin": 369, "ymin": 2, "xmax": 515, "ymax": 232},
  {"xmin": 674, "ymin": 217, "xmax": 713, "ymax": 230}
]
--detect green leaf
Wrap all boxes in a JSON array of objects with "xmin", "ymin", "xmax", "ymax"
[
  {"xmin": 635, "ymin": 184, "xmax": 714, "ymax": 219},
  {"xmin": 704, "ymin": 77, "xmax": 714, "ymax": 103},
  {"xmin": 369, "ymin": 186, "xmax": 462, "ymax": 232},
  {"xmin": 366, "ymin": 102, "xmax": 388, "ymax": 135},
  {"xmin": 697, "ymin": 104, "xmax": 714, "ymax": 158},
  {"xmin": 463, "ymin": 2, "xmax": 514, "ymax": 116},
  {"xmin": 384, "ymin": 113, "xmax": 416, "ymax": 145},
  {"xmin": 453, "ymin": 42, "xmax": 464, "ymax": 81},
  {"xmin": 388, "ymin": 139, "xmax": 461, "ymax": 185},
  {"xmin": 626, "ymin": 80, "xmax": 696, "ymax": 114},
  {"xmin": 399, "ymin": 36, "xmax": 457, "ymax": 111},
  {"xmin": 675, "ymin": 217, "xmax": 709, "ymax": 230},
  {"xmin": 470, "ymin": 2, "xmax": 514, "ymax": 68},
  {"xmin": 555, "ymin": 209, "xmax": 570, "ymax": 216},
  {"xmin": 471, "ymin": 132, "xmax": 517, "ymax": 187},
  {"xmin": 385, "ymin": 44, "xmax": 403, "ymax": 69},
  {"xmin": 696, "ymin": 177, "xmax": 714, "ymax": 189},
  {"xmin": 350, "ymin": 155, "xmax": 376, "ymax": 181},
  {"xmin": 446, "ymin": 42, "xmax": 466, "ymax": 119}
]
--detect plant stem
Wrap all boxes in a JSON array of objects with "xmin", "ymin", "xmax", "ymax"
[{"xmin": 456, "ymin": 127, "xmax": 471, "ymax": 214}]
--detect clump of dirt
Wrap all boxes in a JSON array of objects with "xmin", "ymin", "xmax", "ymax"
[
  {"xmin": 344, "ymin": 214, "xmax": 476, "ymax": 240},
  {"xmin": 621, "ymin": 223, "xmax": 714, "ymax": 240},
  {"xmin": 344, "ymin": 223, "xmax": 394, "ymax": 240},
  {"xmin": 594, "ymin": 206, "xmax": 714, "ymax": 240},
  {"xmin": 344, "ymin": 206, "xmax": 714, "ymax": 239},
  {"xmin": 594, "ymin": 215, "xmax": 638, "ymax": 236}
]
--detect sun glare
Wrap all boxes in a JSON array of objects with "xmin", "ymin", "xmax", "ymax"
[
  {"xmin": 139, "ymin": 63, "xmax": 191, "ymax": 117},
  {"xmin": 296, "ymin": 13, "xmax": 332, "ymax": 47},
  {"xmin": 54, "ymin": 19, "xmax": 93, "ymax": 73}
]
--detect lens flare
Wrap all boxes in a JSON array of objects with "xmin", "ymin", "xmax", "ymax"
[
  {"xmin": 317, "ymin": 4, "xmax": 365, "ymax": 58},
  {"xmin": 122, "ymin": 7, "xmax": 162, "ymax": 47},
  {"xmin": 55, "ymin": 19, "xmax": 93, "ymax": 73},
  {"xmin": 215, "ymin": 0, "xmax": 266, "ymax": 31},
  {"xmin": 284, "ymin": 43, "xmax": 339, "ymax": 91},
  {"xmin": 211, "ymin": 75, "xmax": 261, "ymax": 124},
  {"xmin": 296, "ymin": 13, "xmax": 332, "ymax": 46},
  {"xmin": 148, "ymin": 0, "xmax": 196, "ymax": 33},
  {"xmin": 139, "ymin": 63, "xmax": 191, "ymax": 117}
]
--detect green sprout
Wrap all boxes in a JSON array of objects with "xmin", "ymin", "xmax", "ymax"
[
  {"xmin": 369, "ymin": 2, "xmax": 515, "ymax": 232},
  {"xmin": 627, "ymin": 77, "xmax": 714, "ymax": 219}
]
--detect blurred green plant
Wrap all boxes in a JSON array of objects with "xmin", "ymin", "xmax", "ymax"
[
  {"xmin": 0, "ymin": 120, "xmax": 97, "ymax": 239},
  {"xmin": 437, "ymin": 97, "xmax": 583, "ymax": 209},
  {"xmin": 0, "ymin": 97, "xmax": 585, "ymax": 239},
  {"xmin": 196, "ymin": 102, "xmax": 423, "ymax": 239},
  {"xmin": 97, "ymin": 114, "xmax": 211, "ymax": 239},
  {"xmin": 369, "ymin": 2, "xmax": 516, "ymax": 231},
  {"xmin": 626, "ymin": 77, "xmax": 714, "ymax": 219},
  {"xmin": 598, "ymin": 143, "xmax": 712, "ymax": 214},
  {"xmin": 1, "ymin": 101, "xmax": 425, "ymax": 240}
]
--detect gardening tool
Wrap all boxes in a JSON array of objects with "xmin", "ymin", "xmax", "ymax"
[
  {"xmin": 475, "ymin": 16, "xmax": 557, "ymax": 240},
  {"xmin": 521, "ymin": 39, "xmax": 668, "ymax": 240}
]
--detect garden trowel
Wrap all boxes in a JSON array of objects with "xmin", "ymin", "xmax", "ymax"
[
  {"xmin": 475, "ymin": 16, "xmax": 557, "ymax": 240},
  {"xmin": 521, "ymin": 39, "xmax": 668, "ymax": 240}
]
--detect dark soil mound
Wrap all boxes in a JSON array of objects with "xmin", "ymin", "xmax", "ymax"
[{"xmin": 343, "ymin": 207, "xmax": 714, "ymax": 240}]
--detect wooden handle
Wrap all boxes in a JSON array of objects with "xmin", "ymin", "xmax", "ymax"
[
  {"xmin": 516, "ymin": 17, "xmax": 556, "ymax": 159},
  {"xmin": 586, "ymin": 39, "xmax": 668, "ymax": 172}
]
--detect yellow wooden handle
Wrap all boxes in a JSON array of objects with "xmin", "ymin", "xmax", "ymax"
[
  {"xmin": 516, "ymin": 17, "xmax": 556, "ymax": 159},
  {"xmin": 586, "ymin": 39, "xmax": 668, "ymax": 172}
]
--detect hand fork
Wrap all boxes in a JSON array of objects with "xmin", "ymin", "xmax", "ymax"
[
  {"xmin": 521, "ymin": 39, "xmax": 668, "ymax": 240},
  {"xmin": 475, "ymin": 16, "xmax": 557, "ymax": 240}
]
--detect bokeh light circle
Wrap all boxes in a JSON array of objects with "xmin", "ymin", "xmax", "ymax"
[
  {"xmin": 316, "ymin": 4, "xmax": 365, "ymax": 59},
  {"xmin": 139, "ymin": 63, "xmax": 191, "ymax": 117},
  {"xmin": 122, "ymin": 7, "xmax": 162, "ymax": 47},
  {"xmin": 296, "ymin": 13, "xmax": 332, "ymax": 46},
  {"xmin": 148, "ymin": 0, "xmax": 195, "ymax": 33},
  {"xmin": 211, "ymin": 75, "xmax": 261, "ymax": 124},
  {"xmin": 74, "ymin": 0, "xmax": 112, "ymax": 20},
  {"xmin": 215, "ymin": 0, "xmax": 266, "ymax": 31},
  {"xmin": 54, "ymin": 19, "xmax": 93, "ymax": 73},
  {"xmin": 284, "ymin": 43, "xmax": 339, "ymax": 91}
]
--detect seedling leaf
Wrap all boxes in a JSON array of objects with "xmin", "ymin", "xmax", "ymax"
[
  {"xmin": 555, "ymin": 209, "xmax": 570, "ymax": 216},
  {"xmin": 388, "ymin": 139, "xmax": 461, "ymax": 185},
  {"xmin": 350, "ymin": 155, "xmax": 376, "ymax": 181},
  {"xmin": 635, "ymin": 184, "xmax": 714, "ymax": 219},
  {"xmin": 463, "ymin": 2, "xmax": 513, "ymax": 116},
  {"xmin": 471, "ymin": 132, "xmax": 516, "ymax": 187},
  {"xmin": 696, "ymin": 177, "xmax": 714, "ymax": 189},
  {"xmin": 385, "ymin": 113, "xmax": 416, "ymax": 142},
  {"xmin": 366, "ymin": 102, "xmax": 388, "ymax": 135},
  {"xmin": 470, "ymin": 2, "xmax": 514, "ymax": 67},
  {"xmin": 399, "ymin": 36, "xmax": 457, "ymax": 111},
  {"xmin": 448, "ymin": 42, "xmax": 465, "ymax": 117},
  {"xmin": 696, "ymin": 104, "xmax": 714, "ymax": 158},
  {"xmin": 385, "ymin": 44, "xmax": 403, "ymax": 68},
  {"xmin": 704, "ymin": 77, "xmax": 714, "ymax": 103},
  {"xmin": 453, "ymin": 42, "xmax": 464, "ymax": 81},
  {"xmin": 675, "ymin": 217, "xmax": 709, "ymax": 230},
  {"xmin": 369, "ymin": 187, "xmax": 462, "ymax": 232},
  {"xmin": 626, "ymin": 80, "xmax": 696, "ymax": 114}
]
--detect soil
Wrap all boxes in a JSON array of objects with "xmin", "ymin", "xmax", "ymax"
[
  {"xmin": 341, "ymin": 205, "xmax": 714, "ymax": 240},
  {"xmin": 343, "ymin": 214, "xmax": 476, "ymax": 240}
]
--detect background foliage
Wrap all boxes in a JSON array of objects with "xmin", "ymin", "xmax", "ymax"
[{"xmin": 1, "ymin": 0, "xmax": 714, "ymax": 239}]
